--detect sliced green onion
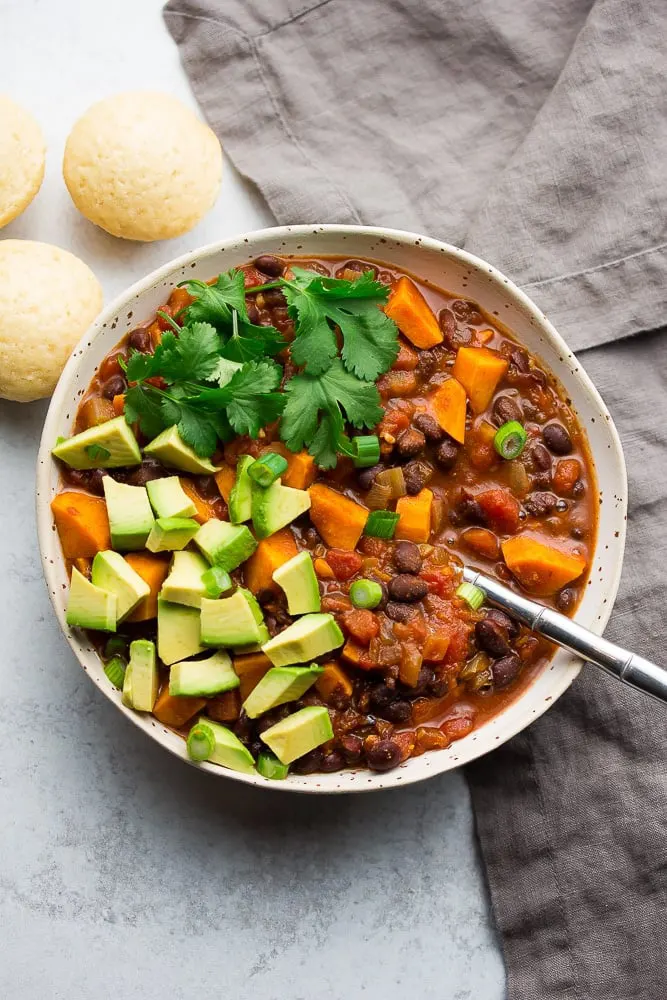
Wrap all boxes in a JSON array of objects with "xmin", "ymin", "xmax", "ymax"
[
  {"xmin": 187, "ymin": 722, "xmax": 216, "ymax": 762},
  {"xmin": 456, "ymin": 582, "xmax": 486, "ymax": 611},
  {"xmin": 104, "ymin": 636, "xmax": 127, "ymax": 659},
  {"xmin": 104, "ymin": 656, "xmax": 126, "ymax": 689},
  {"xmin": 352, "ymin": 435, "xmax": 381, "ymax": 468},
  {"xmin": 493, "ymin": 421, "xmax": 527, "ymax": 460},
  {"xmin": 202, "ymin": 566, "xmax": 233, "ymax": 598},
  {"xmin": 257, "ymin": 751, "xmax": 290, "ymax": 780},
  {"xmin": 364, "ymin": 510, "xmax": 400, "ymax": 539},
  {"xmin": 248, "ymin": 452, "xmax": 289, "ymax": 487},
  {"xmin": 349, "ymin": 578, "xmax": 383, "ymax": 609}
]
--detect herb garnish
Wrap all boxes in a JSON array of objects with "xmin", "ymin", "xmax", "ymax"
[{"xmin": 122, "ymin": 265, "xmax": 399, "ymax": 467}]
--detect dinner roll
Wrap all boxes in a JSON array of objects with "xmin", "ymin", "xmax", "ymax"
[
  {"xmin": 0, "ymin": 241, "xmax": 103, "ymax": 402},
  {"xmin": 0, "ymin": 96, "xmax": 46, "ymax": 228},
  {"xmin": 63, "ymin": 91, "xmax": 223, "ymax": 241}
]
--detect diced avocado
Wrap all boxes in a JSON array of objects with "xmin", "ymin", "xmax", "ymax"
[
  {"xmin": 146, "ymin": 516, "xmax": 199, "ymax": 553},
  {"xmin": 260, "ymin": 706, "xmax": 333, "ymax": 765},
  {"xmin": 157, "ymin": 598, "xmax": 205, "ymax": 665},
  {"xmin": 91, "ymin": 550, "xmax": 150, "ymax": 621},
  {"xmin": 228, "ymin": 455, "xmax": 255, "ymax": 524},
  {"xmin": 252, "ymin": 480, "xmax": 311, "ymax": 539},
  {"xmin": 243, "ymin": 665, "xmax": 324, "ymax": 719},
  {"xmin": 144, "ymin": 426, "xmax": 219, "ymax": 474},
  {"xmin": 52, "ymin": 416, "xmax": 142, "ymax": 470},
  {"xmin": 232, "ymin": 623, "xmax": 270, "ymax": 655},
  {"xmin": 192, "ymin": 718, "xmax": 256, "ymax": 774},
  {"xmin": 200, "ymin": 588, "xmax": 265, "ymax": 647},
  {"xmin": 169, "ymin": 651, "xmax": 239, "ymax": 698},
  {"xmin": 121, "ymin": 639, "xmax": 158, "ymax": 712},
  {"xmin": 256, "ymin": 751, "xmax": 290, "ymax": 780},
  {"xmin": 194, "ymin": 519, "xmax": 257, "ymax": 570},
  {"xmin": 201, "ymin": 566, "xmax": 234, "ymax": 599},
  {"xmin": 146, "ymin": 476, "xmax": 197, "ymax": 519},
  {"xmin": 272, "ymin": 550, "xmax": 321, "ymax": 615},
  {"xmin": 160, "ymin": 550, "xmax": 209, "ymax": 608},
  {"xmin": 261, "ymin": 613, "xmax": 343, "ymax": 666},
  {"xmin": 65, "ymin": 567, "xmax": 117, "ymax": 631},
  {"xmin": 103, "ymin": 477, "xmax": 155, "ymax": 551}
]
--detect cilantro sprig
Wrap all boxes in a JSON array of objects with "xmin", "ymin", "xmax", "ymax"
[{"xmin": 122, "ymin": 263, "xmax": 399, "ymax": 467}]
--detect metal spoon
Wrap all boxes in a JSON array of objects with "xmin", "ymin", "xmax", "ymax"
[{"xmin": 463, "ymin": 567, "xmax": 667, "ymax": 704}]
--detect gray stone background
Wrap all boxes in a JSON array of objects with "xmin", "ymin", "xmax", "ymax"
[{"xmin": 0, "ymin": 1, "xmax": 504, "ymax": 996}]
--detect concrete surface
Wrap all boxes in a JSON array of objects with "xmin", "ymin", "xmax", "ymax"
[{"xmin": 0, "ymin": 1, "xmax": 505, "ymax": 996}]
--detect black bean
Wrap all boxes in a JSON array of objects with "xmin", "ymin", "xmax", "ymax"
[
  {"xmin": 451, "ymin": 300, "xmax": 481, "ymax": 323},
  {"xmin": 292, "ymin": 749, "xmax": 324, "ymax": 774},
  {"xmin": 416, "ymin": 346, "xmax": 447, "ymax": 377},
  {"xmin": 395, "ymin": 427, "xmax": 425, "ymax": 460},
  {"xmin": 411, "ymin": 667, "xmax": 435, "ymax": 695},
  {"xmin": 509, "ymin": 347, "xmax": 530, "ymax": 373},
  {"xmin": 485, "ymin": 608, "xmax": 520, "ymax": 639},
  {"xmin": 340, "ymin": 735, "xmax": 364, "ymax": 765},
  {"xmin": 320, "ymin": 751, "xmax": 345, "ymax": 772},
  {"xmin": 524, "ymin": 492, "xmax": 558, "ymax": 517},
  {"xmin": 101, "ymin": 374, "xmax": 127, "ymax": 400},
  {"xmin": 543, "ymin": 423, "xmax": 572, "ymax": 455},
  {"xmin": 413, "ymin": 412, "xmax": 444, "ymax": 442},
  {"xmin": 262, "ymin": 287, "xmax": 287, "ymax": 308},
  {"xmin": 357, "ymin": 463, "xmax": 384, "ymax": 491},
  {"xmin": 572, "ymin": 480, "xmax": 586, "ymax": 498},
  {"xmin": 369, "ymin": 684, "xmax": 395, "ymax": 711},
  {"xmin": 343, "ymin": 259, "xmax": 378, "ymax": 278},
  {"xmin": 491, "ymin": 653, "xmax": 522, "ymax": 688},
  {"xmin": 531, "ymin": 442, "xmax": 552, "ymax": 471},
  {"xmin": 254, "ymin": 254, "xmax": 284, "ymax": 277},
  {"xmin": 303, "ymin": 526, "xmax": 322, "ymax": 547},
  {"xmin": 128, "ymin": 328, "xmax": 151, "ymax": 352},
  {"xmin": 388, "ymin": 574, "xmax": 428, "ymax": 602},
  {"xmin": 438, "ymin": 307, "xmax": 457, "ymax": 339},
  {"xmin": 256, "ymin": 588, "xmax": 275, "ymax": 607},
  {"xmin": 493, "ymin": 394, "xmax": 523, "ymax": 426},
  {"xmin": 385, "ymin": 602, "xmax": 417, "ymax": 623},
  {"xmin": 435, "ymin": 438, "xmax": 460, "ymax": 470},
  {"xmin": 126, "ymin": 458, "xmax": 168, "ymax": 487},
  {"xmin": 246, "ymin": 302, "xmax": 260, "ymax": 324},
  {"xmin": 393, "ymin": 541, "xmax": 422, "ymax": 574},
  {"xmin": 428, "ymin": 675, "xmax": 449, "ymax": 697},
  {"xmin": 403, "ymin": 460, "xmax": 433, "ymax": 496},
  {"xmin": 475, "ymin": 619, "xmax": 511, "ymax": 658},
  {"xmin": 455, "ymin": 496, "xmax": 486, "ymax": 526},
  {"xmin": 382, "ymin": 700, "xmax": 412, "ymax": 724},
  {"xmin": 365, "ymin": 739, "xmax": 402, "ymax": 771},
  {"xmin": 556, "ymin": 587, "xmax": 577, "ymax": 613}
]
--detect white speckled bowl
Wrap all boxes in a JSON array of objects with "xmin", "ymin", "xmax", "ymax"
[{"xmin": 36, "ymin": 226, "xmax": 627, "ymax": 793}]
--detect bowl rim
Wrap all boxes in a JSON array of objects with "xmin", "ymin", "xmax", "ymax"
[{"xmin": 36, "ymin": 223, "xmax": 628, "ymax": 793}]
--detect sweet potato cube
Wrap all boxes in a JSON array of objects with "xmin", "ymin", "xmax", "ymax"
[
  {"xmin": 384, "ymin": 276, "xmax": 443, "ymax": 349},
  {"xmin": 51, "ymin": 492, "xmax": 111, "ymax": 559},
  {"xmin": 452, "ymin": 347, "xmax": 509, "ymax": 414},
  {"xmin": 501, "ymin": 536, "xmax": 587, "ymax": 596}
]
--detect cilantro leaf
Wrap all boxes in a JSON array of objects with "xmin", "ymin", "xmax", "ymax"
[
  {"xmin": 180, "ymin": 271, "xmax": 246, "ymax": 326},
  {"xmin": 221, "ymin": 315, "xmax": 285, "ymax": 363},
  {"xmin": 85, "ymin": 443, "xmax": 111, "ymax": 461},
  {"xmin": 124, "ymin": 385, "xmax": 167, "ymax": 439},
  {"xmin": 284, "ymin": 267, "xmax": 398, "ymax": 379},
  {"xmin": 125, "ymin": 348, "xmax": 159, "ymax": 383},
  {"xmin": 194, "ymin": 360, "xmax": 285, "ymax": 438},
  {"xmin": 156, "ymin": 323, "xmax": 222, "ymax": 383},
  {"xmin": 281, "ymin": 359, "xmax": 384, "ymax": 468},
  {"xmin": 159, "ymin": 394, "xmax": 232, "ymax": 457}
]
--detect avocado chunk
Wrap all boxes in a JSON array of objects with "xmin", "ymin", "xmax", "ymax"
[
  {"xmin": 194, "ymin": 519, "xmax": 257, "ymax": 570},
  {"xmin": 252, "ymin": 480, "xmax": 311, "ymax": 539},
  {"xmin": 161, "ymin": 550, "xmax": 209, "ymax": 608},
  {"xmin": 144, "ymin": 426, "xmax": 220, "ymax": 474},
  {"xmin": 228, "ymin": 455, "xmax": 255, "ymax": 524},
  {"xmin": 272, "ymin": 550, "xmax": 321, "ymax": 615},
  {"xmin": 190, "ymin": 718, "xmax": 256, "ymax": 774},
  {"xmin": 91, "ymin": 550, "xmax": 150, "ymax": 621},
  {"xmin": 103, "ymin": 477, "xmax": 155, "ymax": 551},
  {"xmin": 52, "ymin": 416, "xmax": 142, "ymax": 470},
  {"xmin": 66, "ymin": 567, "xmax": 117, "ymax": 631},
  {"xmin": 157, "ymin": 598, "xmax": 205, "ymax": 665},
  {"xmin": 243, "ymin": 664, "xmax": 324, "ymax": 719},
  {"xmin": 170, "ymin": 650, "xmax": 239, "ymax": 698},
  {"xmin": 200, "ymin": 588, "xmax": 265, "ymax": 647},
  {"xmin": 146, "ymin": 516, "xmax": 199, "ymax": 553},
  {"xmin": 146, "ymin": 476, "xmax": 197, "ymax": 519},
  {"xmin": 260, "ymin": 706, "xmax": 333, "ymax": 765},
  {"xmin": 232, "ymin": 623, "xmax": 270, "ymax": 655},
  {"xmin": 121, "ymin": 639, "xmax": 157, "ymax": 712},
  {"xmin": 261, "ymin": 613, "xmax": 343, "ymax": 666}
]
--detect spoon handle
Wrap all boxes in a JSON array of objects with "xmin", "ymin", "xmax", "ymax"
[{"xmin": 463, "ymin": 567, "xmax": 667, "ymax": 705}]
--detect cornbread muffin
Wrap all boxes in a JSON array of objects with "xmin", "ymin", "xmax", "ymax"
[
  {"xmin": 63, "ymin": 91, "xmax": 223, "ymax": 241},
  {"xmin": 0, "ymin": 241, "xmax": 103, "ymax": 402},
  {"xmin": 0, "ymin": 96, "xmax": 46, "ymax": 228}
]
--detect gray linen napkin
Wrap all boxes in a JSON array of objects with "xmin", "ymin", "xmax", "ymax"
[{"xmin": 164, "ymin": 1, "xmax": 667, "ymax": 996}]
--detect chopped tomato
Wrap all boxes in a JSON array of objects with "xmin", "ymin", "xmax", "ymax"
[
  {"xmin": 327, "ymin": 549, "xmax": 363, "ymax": 581},
  {"xmin": 420, "ymin": 569, "xmax": 457, "ymax": 599},
  {"xmin": 475, "ymin": 488, "xmax": 521, "ymax": 534},
  {"xmin": 342, "ymin": 609, "xmax": 380, "ymax": 645},
  {"xmin": 440, "ymin": 715, "xmax": 474, "ymax": 742},
  {"xmin": 393, "ymin": 340, "xmax": 419, "ymax": 371},
  {"xmin": 553, "ymin": 459, "xmax": 581, "ymax": 497}
]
